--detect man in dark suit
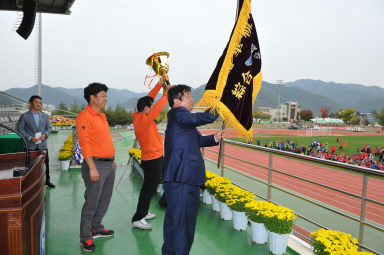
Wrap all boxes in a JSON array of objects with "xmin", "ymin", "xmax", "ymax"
[
  {"xmin": 162, "ymin": 85, "xmax": 225, "ymax": 255},
  {"xmin": 17, "ymin": 95, "xmax": 55, "ymax": 188}
]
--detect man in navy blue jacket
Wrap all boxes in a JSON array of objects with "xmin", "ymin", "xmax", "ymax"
[{"xmin": 162, "ymin": 85, "xmax": 225, "ymax": 255}]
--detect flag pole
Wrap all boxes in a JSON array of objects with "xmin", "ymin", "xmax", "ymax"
[
  {"xmin": 217, "ymin": 122, "xmax": 226, "ymax": 169},
  {"xmin": 217, "ymin": 0, "xmax": 241, "ymax": 169}
]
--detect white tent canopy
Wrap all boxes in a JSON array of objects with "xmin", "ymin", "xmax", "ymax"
[{"xmin": 311, "ymin": 118, "xmax": 344, "ymax": 124}]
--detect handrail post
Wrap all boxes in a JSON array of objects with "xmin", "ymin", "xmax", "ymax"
[
  {"xmin": 220, "ymin": 141, "xmax": 226, "ymax": 177},
  {"xmin": 72, "ymin": 125, "xmax": 77, "ymax": 167},
  {"xmin": 358, "ymin": 174, "xmax": 368, "ymax": 250},
  {"xmin": 267, "ymin": 153, "xmax": 273, "ymax": 202}
]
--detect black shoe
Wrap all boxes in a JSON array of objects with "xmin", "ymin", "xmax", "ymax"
[
  {"xmin": 159, "ymin": 194, "xmax": 167, "ymax": 208},
  {"xmin": 46, "ymin": 182, "xmax": 55, "ymax": 188},
  {"xmin": 80, "ymin": 240, "xmax": 96, "ymax": 252},
  {"xmin": 91, "ymin": 228, "xmax": 114, "ymax": 238}
]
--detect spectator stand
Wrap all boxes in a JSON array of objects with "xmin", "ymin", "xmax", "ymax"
[{"xmin": 0, "ymin": 91, "xmax": 29, "ymax": 135}]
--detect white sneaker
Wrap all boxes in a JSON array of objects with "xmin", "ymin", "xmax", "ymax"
[
  {"xmin": 132, "ymin": 219, "xmax": 152, "ymax": 230},
  {"xmin": 144, "ymin": 213, "xmax": 156, "ymax": 220}
]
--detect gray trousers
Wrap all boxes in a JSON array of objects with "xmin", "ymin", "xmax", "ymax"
[{"xmin": 80, "ymin": 160, "xmax": 116, "ymax": 241}]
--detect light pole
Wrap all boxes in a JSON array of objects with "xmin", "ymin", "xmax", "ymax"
[
  {"xmin": 276, "ymin": 80, "xmax": 283, "ymax": 122},
  {"xmin": 36, "ymin": 13, "xmax": 42, "ymax": 97}
]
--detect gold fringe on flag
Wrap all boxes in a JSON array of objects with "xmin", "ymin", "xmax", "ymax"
[{"xmin": 196, "ymin": 0, "xmax": 262, "ymax": 141}]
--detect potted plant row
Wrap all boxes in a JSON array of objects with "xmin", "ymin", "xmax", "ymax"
[
  {"xmin": 57, "ymin": 134, "xmax": 73, "ymax": 171},
  {"xmin": 311, "ymin": 229, "xmax": 375, "ymax": 255},
  {"xmin": 204, "ymin": 170, "xmax": 296, "ymax": 255}
]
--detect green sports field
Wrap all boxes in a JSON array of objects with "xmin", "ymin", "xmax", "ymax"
[{"xmin": 232, "ymin": 135, "xmax": 384, "ymax": 157}]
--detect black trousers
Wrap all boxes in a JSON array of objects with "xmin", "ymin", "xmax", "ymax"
[
  {"xmin": 132, "ymin": 156, "xmax": 163, "ymax": 222},
  {"xmin": 31, "ymin": 149, "xmax": 50, "ymax": 183}
]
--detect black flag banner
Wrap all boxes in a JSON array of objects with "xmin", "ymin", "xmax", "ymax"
[{"xmin": 196, "ymin": 0, "xmax": 262, "ymax": 141}]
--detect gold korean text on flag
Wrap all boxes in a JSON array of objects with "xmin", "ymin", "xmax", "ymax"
[{"xmin": 197, "ymin": 0, "xmax": 262, "ymax": 141}]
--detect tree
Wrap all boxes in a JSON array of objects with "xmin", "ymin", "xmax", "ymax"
[
  {"xmin": 370, "ymin": 110, "xmax": 378, "ymax": 119},
  {"xmin": 351, "ymin": 116, "xmax": 361, "ymax": 125},
  {"xmin": 70, "ymin": 101, "xmax": 81, "ymax": 114},
  {"xmin": 114, "ymin": 104, "xmax": 125, "ymax": 125},
  {"xmin": 252, "ymin": 110, "xmax": 263, "ymax": 119},
  {"xmin": 104, "ymin": 104, "xmax": 134, "ymax": 126},
  {"xmin": 378, "ymin": 107, "xmax": 384, "ymax": 126},
  {"xmin": 329, "ymin": 112, "xmax": 338, "ymax": 118},
  {"xmin": 299, "ymin": 110, "xmax": 313, "ymax": 121},
  {"xmin": 351, "ymin": 111, "xmax": 361, "ymax": 125},
  {"xmin": 155, "ymin": 110, "xmax": 168, "ymax": 123},
  {"xmin": 337, "ymin": 108, "xmax": 358, "ymax": 124},
  {"xmin": 319, "ymin": 107, "xmax": 330, "ymax": 119},
  {"xmin": 252, "ymin": 110, "xmax": 271, "ymax": 120},
  {"xmin": 58, "ymin": 102, "xmax": 68, "ymax": 111},
  {"xmin": 52, "ymin": 102, "xmax": 69, "ymax": 115},
  {"xmin": 104, "ymin": 107, "xmax": 116, "ymax": 126}
]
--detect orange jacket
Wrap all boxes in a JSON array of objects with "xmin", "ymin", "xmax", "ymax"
[
  {"xmin": 133, "ymin": 82, "xmax": 168, "ymax": 160},
  {"xmin": 76, "ymin": 105, "xmax": 115, "ymax": 158}
]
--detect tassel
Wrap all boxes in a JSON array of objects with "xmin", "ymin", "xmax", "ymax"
[{"xmin": 196, "ymin": 0, "xmax": 256, "ymax": 141}]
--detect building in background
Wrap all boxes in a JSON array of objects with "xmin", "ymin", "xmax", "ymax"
[
  {"xmin": 261, "ymin": 101, "xmax": 300, "ymax": 122},
  {"xmin": 43, "ymin": 104, "xmax": 56, "ymax": 112},
  {"xmin": 360, "ymin": 112, "xmax": 377, "ymax": 125},
  {"xmin": 256, "ymin": 107, "xmax": 272, "ymax": 115}
]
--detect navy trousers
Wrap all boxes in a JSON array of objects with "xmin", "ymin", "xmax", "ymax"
[{"xmin": 162, "ymin": 182, "xmax": 200, "ymax": 255}]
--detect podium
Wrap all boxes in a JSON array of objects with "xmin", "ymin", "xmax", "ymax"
[{"xmin": 0, "ymin": 151, "xmax": 46, "ymax": 255}]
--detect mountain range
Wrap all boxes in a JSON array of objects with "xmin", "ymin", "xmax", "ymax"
[{"xmin": 3, "ymin": 79, "xmax": 384, "ymax": 116}]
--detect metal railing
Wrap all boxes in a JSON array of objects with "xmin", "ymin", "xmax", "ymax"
[{"xmin": 202, "ymin": 139, "xmax": 384, "ymax": 254}]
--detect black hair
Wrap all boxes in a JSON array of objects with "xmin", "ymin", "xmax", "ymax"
[
  {"xmin": 136, "ymin": 96, "xmax": 154, "ymax": 112},
  {"xmin": 84, "ymin": 82, "xmax": 108, "ymax": 103},
  {"xmin": 29, "ymin": 95, "xmax": 42, "ymax": 103},
  {"xmin": 167, "ymin": 85, "xmax": 191, "ymax": 107}
]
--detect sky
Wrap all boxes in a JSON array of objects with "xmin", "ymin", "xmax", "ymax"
[{"xmin": 0, "ymin": 0, "xmax": 383, "ymax": 92}]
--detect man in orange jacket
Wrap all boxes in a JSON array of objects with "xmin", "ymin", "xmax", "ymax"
[
  {"xmin": 132, "ymin": 76, "xmax": 170, "ymax": 230},
  {"xmin": 76, "ymin": 83, "xmax": 116, "ymax": 252}
]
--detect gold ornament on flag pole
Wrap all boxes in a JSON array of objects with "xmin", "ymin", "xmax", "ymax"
[{"xmin": 145, "ymin": 51, "xmax": 171, "ymax": 89}]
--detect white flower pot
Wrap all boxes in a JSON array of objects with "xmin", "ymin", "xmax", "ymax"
[
  {"xmin": 232, "ymin": 211, "xmax": 248, "ymax": 231},
  {"xmin": 202, "ymin": 189, "xmax": 212, "ymax": 204},
  {"xmin": 250, "ymin": 221, "xmax": 268, "ymax": 244},
  {"xmin": 211, "ymin": 194, "xmax": 220, "ymax": 212},
  {"xmin": 268, "ymin": 231, "xmax": 290, "ymax": 255},
  {"xmin": 132, "ymin": 159, "xmax": 143, "ymax": 177},
  {"xmin": 59, "ymin": 160, "xmax": 70, "ymax": 171},
  {"xmin": 218, "ymin": 201, "xmax": 233, "ymax": 220}
]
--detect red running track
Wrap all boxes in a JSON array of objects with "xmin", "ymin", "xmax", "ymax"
[
  {"xmin": 161, "ymin": 130, "xmax": 384, "ymax": 224},
  {"xmin": 203, "ymin": 144, "xmax": 384, "ymax": 225},
  {"xmin": 202, "ymin": 128, "xmax": 383, "ymax": 137}
]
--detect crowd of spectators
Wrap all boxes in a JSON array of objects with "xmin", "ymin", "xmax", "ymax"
[{"xmin": 255, "ymin": 138, "xmax": 384, "ymax": 171}]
